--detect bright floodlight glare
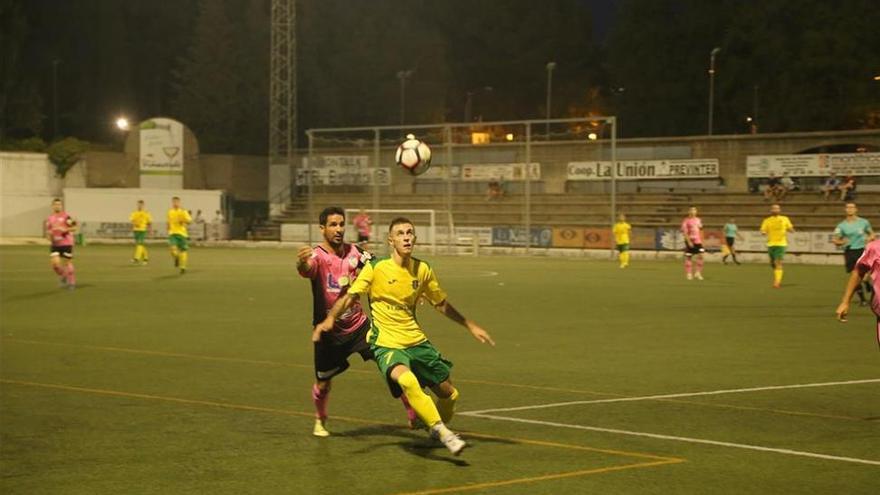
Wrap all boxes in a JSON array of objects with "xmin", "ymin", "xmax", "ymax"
[
  {"xmin": 588, "ymin": 132, "xmax": 598, "ymax": 140},
  {"xmin": 115, "ymin": 117, "xmax": 130, "ymax": 130},
  {"xmin": 505, "ymin": 133, "xmax": 514, "ymax": 141}
]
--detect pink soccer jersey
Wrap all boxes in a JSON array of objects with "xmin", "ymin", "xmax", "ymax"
[
  {"xmin": 681, "ymin": 217, "xmax": 703, "ymax": 244},
  {"xmin": 856, "ymin": 240, "xmax": 880, "ymax": 317},
  {"xmin": 298, "ymin": 243, "xmax": 369, "ymax": 336},
  {"xmin": 46, "ymin": 212, "xmax": 74, "ymax": 247}
]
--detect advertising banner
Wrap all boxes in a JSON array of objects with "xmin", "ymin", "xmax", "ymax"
[
  {"xmin": 492, "ymin": 226, "xmax": 552, "ymax": 247},
  {"xmin": 461, "ymin": 163, "xmax": 541, "ymax": 181},
  {"xmin": 567, "ymin": 159, "xmax": 719, "ymax": 181},
  {"xmin": 746, "ymin": 153, "xmax": 880, "ymax": 178},
  {"xmin": 140, "ymin": 118, "xmax": 184, "ymax": 176},
  {"xmin": 295, "ymin": 167, "xmax": 391, "ymax": 186}
]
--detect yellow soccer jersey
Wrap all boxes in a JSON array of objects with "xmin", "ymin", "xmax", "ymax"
[
  {"xmin": 130, "ymin": 210, "xmax": 152, "ymax": 232},
  {"xmin": 167, "ymin": 208, "xmax": 192, "ymax": 237},
  {"xmin": 348, "ymin": 257, "xmax": 447, "ymax": 349},
  {"xmin": 760, "ymin": 215, "xmax": 793, "ymax": 247},
  {"xmin": 613, "ymin": 222, "xmax": 631, "ymax": 245}
]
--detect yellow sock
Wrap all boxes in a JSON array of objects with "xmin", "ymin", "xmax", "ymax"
[
  {"xmin": 622, "ymin": 252, "xmax": 630, "ymax": 266},
  {"xmin": 397, "ymin": 371, "xmax": 441, "ymax": 426},
  {"xmin": 170, "ymin": 246, "xmax": 179, "ymax": 260},
  {"xmin": 134, "ymin": 245, "xmax": 142, "ymax": 260},
  {"xmin": 773, "ymin": 268, "xmax": 783, "ymax": 284},
  {"xmin": 435, "ymin": 387, "xmax": 459, "ymax": 424},
  {"xmin": 179, "ymin": 251, "xmax": 188, "ymax": 269},
  {"xmin": 142, "ymin": 245, "xmax": 149, "ymax": 260}
]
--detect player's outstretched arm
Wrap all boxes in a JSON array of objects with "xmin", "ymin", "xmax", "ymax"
[
  {"xmin": 312, "ymin": 293, "xmax": 360, "ymax": 342},
  {"xmin": 296, "ymin": 245, "xmax": 313, "ymax": 273},
  {"xmin": 434, "ymin": 300, "xmax": 495, "ymax": 346},
  {"xmin": 836, "ymin": 269, "xmax": 864, "ymax": 322}
]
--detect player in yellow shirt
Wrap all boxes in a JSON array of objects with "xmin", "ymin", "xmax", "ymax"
[
  {"xmin": 612, "ymin": 213, "xmax": 632, "ymax": 268},
  {"xmin": 313, "ymin": 217, "xmax": 494, "ymax": 456},
  {"xmin": 167, "ymin": 196, "xmax": 192, "ymax": 274},
  {"xmin": 759, "ymin": 203, "xmax": 795, "ymax": 288},
  {"xmin": 129, "ymin": 200, "xmax": 153, "ymax": 265}
]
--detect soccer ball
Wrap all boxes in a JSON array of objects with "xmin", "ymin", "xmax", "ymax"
[{"xmin": 395, "ymin": 134, "xmax": 432, "ymax": 175}]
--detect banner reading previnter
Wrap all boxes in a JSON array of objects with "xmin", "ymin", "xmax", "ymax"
[
  {"xmin": 567, "ymin": 159, "xmax": 719, "ymax": 180},
  {"xmin": 139, "ymin": 118, "xmax": 184, "ymax": 188},
  {"xmin": 746, "ymin": 153, "xmax": 880, "ymax": 178}
]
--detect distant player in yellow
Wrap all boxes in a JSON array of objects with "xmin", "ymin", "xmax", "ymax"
[
  {"xmin": 130, "ymin": 200, "xmax": 152, "ymax": 265},
  {"xmin": 612, "ymin": 213, "xmax": 632, "ymax": 268},
  {"xmin": 313, "ymin": 217, "xmax": 494, "ymax": 456},
  {"xmin": 760, "ymin": 203, "xmax": 795, "ymax": 288},
  {"xmin": 167, "ymin": 196, "xmax": 192, "ymax": 274}
]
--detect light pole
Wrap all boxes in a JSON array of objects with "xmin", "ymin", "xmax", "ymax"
[
  {"xmin": 464, "ymin": 86, "xmax": 493, "ymax": 123},
  {"xmin": 707, "ymin": 47, "xmax": 720, "ymax": 135},
  {"xmin": 545, "ymin": 61, "xmax": 556, "ymax": 139},
  {"xmin": 396, "ymin": 69, "xmax": 414, "ymax": 125},
  {"xmin": 52, "ymin": 59, "xmax": 60, "ymax": 139}
]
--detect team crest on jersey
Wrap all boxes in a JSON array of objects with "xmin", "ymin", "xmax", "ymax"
[{"xmin": 326, "ymin": 273, "xmax": 344, "ymax": 292}]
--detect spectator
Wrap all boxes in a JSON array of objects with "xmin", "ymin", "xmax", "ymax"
[
  {"xmin": 777, "ymin": 172, "xmax": 796, "ymax": 199},
  {"xmin": 211, "ymin": 210, "xmax": 225, "ymax": 241},
  {"xmin": 486, "ymin": 180, "xmax": 504, "ymax": 201},
  {"xmin": 212, "ymin": 209, "xmax": 225, "ymax": 224},
  {"xmin": 839, "ymin": 175, "xmax": 856, "ymax": 201},
  {"xmin": 763, "ymin": 172, "xmax": 784, "ymax": 201},
  {"xmin": 820, "ymin": 172, "xmax": 841, "ymax": 200}
]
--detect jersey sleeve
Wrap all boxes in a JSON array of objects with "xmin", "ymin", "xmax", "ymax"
[
  {"xmin": 856, "ymin": 243, "xmax": 879, "ymax": 275},
  {"xmin": 420, "ymin": 264, "xmax": 448, "ymax": 306},
  {"xmin": 833, "ymin": 223, "xmax": 842, "ymax": 237},
  {"xmin": 183, "ymin": 210, "xmax": 192, "ymax": 223},
  {"xmin": 297, "ymin": 251, "xmax": 319, "ymax": 279},
  {"xmin": 146, "ymin": 212, "xmax": 153, "ymax": 224},
  {"xmin": 760, "ymin": 219, "xmax": 768, "ymax": 233},
  {"xmin": 348, "ymin": 262, "xmax": 374, "ymax": 296},
  {"xmin": 785, "ymin": 217, "xmax": 793, "ymax": 230}
]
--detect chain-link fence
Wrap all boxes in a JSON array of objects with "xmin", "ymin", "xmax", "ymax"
[{"xmin": 277, "ymin": 117, "xmax": 617, "ymax": 255}]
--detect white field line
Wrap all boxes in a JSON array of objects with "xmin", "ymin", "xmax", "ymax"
[
  {"xmin": 466, "ymin": 413, "xmax": 880, "ymax": 466},
  {"xmin": 460, "ymin": 378, "xmax": 880, "ymax": 415}
]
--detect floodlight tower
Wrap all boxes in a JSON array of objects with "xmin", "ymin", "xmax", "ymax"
[{"xmin": 269, "ymin": 0, "xmax": 296, "ymax": 161}]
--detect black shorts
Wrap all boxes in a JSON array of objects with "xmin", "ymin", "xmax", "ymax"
[
  {"xmin": 313, "ymin": 320, "xmax": 372, "ymax": 381},
  {"xmin": 726, "ymin": 237, "xmax": 735, "ymax": 248},
  {"xmin": 844, "ymin": 248, "xmax": 864, "ymax": 273},
  {"xmin": 357, "ymin": 234, "xmax": 369, "ymax": 243},
  {"xmin": 684, "ymin": 243, "xmax": 705, "ymax": 256},
  {"xmin": 50, "ymin": 245, "xmax": 73, "ymax": 259}
]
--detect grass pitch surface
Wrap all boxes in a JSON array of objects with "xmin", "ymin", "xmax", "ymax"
[{"xmin": 1, "ymin": 245, "xmax": 877, "ymax": 494}]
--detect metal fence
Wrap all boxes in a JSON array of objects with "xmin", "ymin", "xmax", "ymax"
[{"xmin": 282, "ymin": 117, "xmax": 617, "ymax": 255}]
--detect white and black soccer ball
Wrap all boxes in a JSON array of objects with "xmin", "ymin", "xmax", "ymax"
[{"xmin": 395, "ymin": 134, "xmax": 432, "ymax": 176}]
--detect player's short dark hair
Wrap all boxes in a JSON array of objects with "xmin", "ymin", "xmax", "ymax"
[
  {"xmin": 388, "ymin": 217, "xmax": 414, "ymax": 232},
  {"xmin": 172, "ymin": 196, "xmax": 180, "ymax": 200},
  {"xmin": 52, "ymin": 198, "xmax": 62, "ymax": 203},
  {"xmin": 137, "ymin": 199, "xmax": 144, "ymax": 203},
  {"xmin": 319, "ymin": 206, "xmax": 345, "ymax": 226}
]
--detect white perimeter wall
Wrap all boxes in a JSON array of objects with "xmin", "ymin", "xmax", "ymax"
[
  {"xmin": 63, "ymin": 188, "xmax": 222, "ymax": 224},
  {"xmin": 0, "ymin": 152, "xmax": 86, "ymax": 237}
]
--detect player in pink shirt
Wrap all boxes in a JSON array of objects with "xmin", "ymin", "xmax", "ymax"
[
  {"xmin": 352, "ymin": 209, "xmax": 372, "ymax": 249},
  {"xmin": 45, "ymin": 198, "xmax": 78, "ymax": 290},
  {"xmin": 681, "ymin": 206, "xmax": 705, "ymax": 280},
  {"xmin": 836, "ymin": 239, "xmax": 880, "ymax": 349},
  {"xmin": 296, "ymin": 206, "xmax": 415, "ymax": 437}
]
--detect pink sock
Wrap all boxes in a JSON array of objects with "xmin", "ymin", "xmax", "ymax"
[
  {"xmin": 400, "ymin": 394, "xmax": 417, "ymax": 423},
  {"xmin": 695, "ymin": 258, "xmax": 704, "ymax": 272},
  {"xmin": 52, "ymin": 264, "xmax": 64, "ymax": 276},
  {"xmin": 312, "ymin": 384, "xmax": 329, "ymax": 420},
  {"xmin": 65, "ymin": 263, "xmax": 76, "ymax": 285},
  {"xmin": 684, "ymin": 258, "xmax": 692, "ymax": 274}
]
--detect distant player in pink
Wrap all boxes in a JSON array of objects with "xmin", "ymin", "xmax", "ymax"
[
  {"xmin": 353, "ymin": 209, "xmax": 372, "ymax": 249},
  {"xmin": 45, "ymin": 198, "xmax": 77, "ymax": 290},
  {"xmin": 296, "ymin": 206, "xmax": 415, "ymax": 437},
  {"xmin": 836, "ymin": 239, "xmax": 880, "ymax": 349},
  {"xmin": 681, "ymin": 206, "xmax": 705, "ymax": 280}
]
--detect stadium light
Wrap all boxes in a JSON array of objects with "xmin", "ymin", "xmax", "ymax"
[
  {"xmin": 115, "ymin": 117, "xmax": 130, "ymax": 131},
  {"xmin": 874, "ymin": 75, "xmax": 880, "ymax": 81},
  {"xmin": 587, "ymin": 132, "xmax": 598, "ymax": 140},
  {"xmin": 707, "ymin": 47, "xmax": 721, "ymax": 135},
  {"xmin": 505, "ymin": 133, "xmax": 514, "ymax": 141}
]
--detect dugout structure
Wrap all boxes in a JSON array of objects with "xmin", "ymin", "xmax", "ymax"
[{"xmin": 300, "ymin": 118, "xmax": 617, "ymax": 255}]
